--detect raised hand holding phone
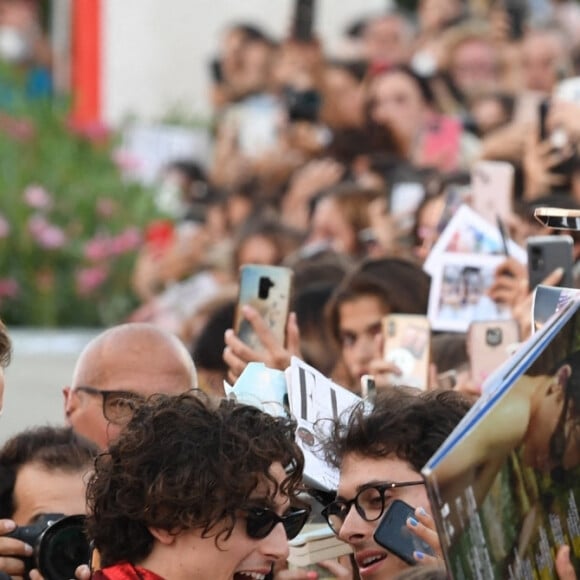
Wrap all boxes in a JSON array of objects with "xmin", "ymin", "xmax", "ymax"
[
  {"xmin": 373, "ymin": 500, "xmax": 437, "ymax": 566},
  {"xmin": 224, "ymin": 265, "xmax": 300, "ymax": 383},
  {"xmin": 224, "ymin": 306, "xmax": 301, "ymax": 384},
  {"xmin": 527, "ymin": 235, "xmax": 573, "ymax": 291}
]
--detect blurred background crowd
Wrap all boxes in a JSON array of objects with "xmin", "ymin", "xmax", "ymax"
[{"xmin": 3, "ymin": 0, "xmax": 580, "ymax": 399}]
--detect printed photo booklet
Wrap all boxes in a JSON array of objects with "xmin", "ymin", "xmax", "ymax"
[
  {"xmin": 226, "ymin": 358, "xmax": 362, "ymax": 492},
  {"xmin": 423, "ymin": 294, "xmax": 580, "ymax": 578}
]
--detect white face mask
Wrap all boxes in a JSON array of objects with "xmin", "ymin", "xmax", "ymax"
[{"xmin": 0, "ymin": 26, "xmax": 32, "ymax": 64}]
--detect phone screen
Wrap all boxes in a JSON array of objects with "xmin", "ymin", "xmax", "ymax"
[{"xmin": 373, "ymin": 500, "xmax": 435, "ymax": 565}]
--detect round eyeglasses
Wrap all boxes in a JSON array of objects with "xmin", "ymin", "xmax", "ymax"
[
  {"xmin": 74, "ymin": 386, "xmax": 144, "ymax": 425},
  {"xmin": 321, "ymin": 480, "xmax": 425, "ymax": 535}
]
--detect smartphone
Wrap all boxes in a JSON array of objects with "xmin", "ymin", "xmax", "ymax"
[
  {"xmin": 538, "ymin": 99, "xmax": 550, "ymax": 142},
  {"xmin": 209, "ymin": 57, "xmax": 223, "ymax": 84},
  {"xmin": 527, "ymin": 235, "xmax": 574, "ymax": 291},
  {"xmin": 235, "ymin": 264, "xmax": 293, "ymax": 352},
  {"xmin": 502, "ymin": 0, "xmax": 527, "ymax": 40},
  {"xmin": 534, "ymin": 207, "xmax": 580, "ymax": 230},
  {"xmin": 496, "ymin": 216, "xmax": 511, "ymax": 257},
  {"xmin": 373, "ymin": 500, "xmax": 435, "ymax": 565},
  {"xmin": 420, "ymin": 115, "xmax": 462, "ymax": 172},
  {"xmin": 360, "ymin": 374, "xmax": 376, "ymax": 400},
  {"xmin": 468, "ymin": 320, "xmax": 520, "ymax": 387},
  {"xmin": 382, "ymin": 315, "xmax": 431, "ymax": 390},
  {"xmin": 470, "ymin": 160, "xmax": 514, "ymax": 224},
  {"xmin": 291, "ymin": 0, "xmax": 316, "ymax": 41},
  {"xmin": 390, "ymin": 182, "xmax": 425, "ymax": 232},
  {"xmin": 539, "ymin": 98, "xmax": 567, "ymax": 150}
]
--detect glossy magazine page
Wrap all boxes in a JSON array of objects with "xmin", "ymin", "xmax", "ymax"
[{"xmin": 423, "ymin": 299, "xmax": 580, "ymax": 578}]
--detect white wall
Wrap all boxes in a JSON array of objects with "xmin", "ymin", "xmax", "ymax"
[{"xmin": 101, "ymin": 0, "xmax": 386, "ymax": 126}]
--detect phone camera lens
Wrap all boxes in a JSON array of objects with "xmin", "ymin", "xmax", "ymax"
[
  {"xmin": 258, "ymin": 276, "xmax": 274, "ymax": 299},
  {"xmin": 486, "ymin": 328, "xmax": 502, "ymax": 347}
]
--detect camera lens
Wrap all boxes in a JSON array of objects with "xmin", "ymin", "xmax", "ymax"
[{"xmin": 38, "ymin": 515, "xmax": 90, "ymax": 580}]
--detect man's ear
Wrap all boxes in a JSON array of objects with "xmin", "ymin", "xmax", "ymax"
[
  {"xmin": 148, "ymin": 527, "xmax": 177, "ymax": 545},
  {"xmin": 63, "ymin": 386, "xmax": 75, "ymax": 419}
]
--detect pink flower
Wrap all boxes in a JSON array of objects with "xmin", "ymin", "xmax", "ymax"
[
  {"xmin": 23, "ymin": 185, "xmax": 52, "ymax": 210},
  {"xmin": 28, "ymin": 215, "xmax": 67, "ymax": 249},
  {"xmin": 0, "ymin": 278, "xmax": 19, "ymax": 299},
  {"xmin": 0, "ymin": 214, "xmax": 10, "ymax": 238},
  {"xmin": 96, "ymin": 198, "xmax": 119, "ymax": 218},
  {"xmin": 84, "ymin": 235, "xmax": 112, "ymax": 261},
  {"xmin": 0, "ymin": 113, "xmax": 35, "ymax": 142},
  {"xmin": 76, "ymin": 266, "xmax": 109, "ymax": 296},
  {"xmin": 28, "ymin": 214, "xmax": 48, "ymax": 235},
  {"xmin": 112, "ymin": 150, "xmax": 141, "ymax": 172},
  {"xmin": 110, "ymin": 227, "xmax": 142, "ymax": 255}
]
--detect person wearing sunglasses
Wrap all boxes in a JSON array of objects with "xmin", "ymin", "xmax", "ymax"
[
  {"xmin": 321, "ymin": 387, "xmax": 471, "ymax": 579},
  {"xmin": 64, "ymin": 322, "xmax": 197, "ymax": 450},
  {"xmin": 86, "ymin": 391, "xmax": 308, "ymax": 580}
]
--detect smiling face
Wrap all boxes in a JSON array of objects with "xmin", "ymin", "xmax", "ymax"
[
  {"xmin": 337, "ymin": 454, "xmax": 429, "ymax": 579},
  {"xmin": 142, "ymin": 462, "xmax": 292, "ymax": 580}
]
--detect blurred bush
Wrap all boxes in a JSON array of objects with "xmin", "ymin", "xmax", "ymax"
[{"xmin": 0, "ymin": 97, "xmax": 160, "ymax": 327}]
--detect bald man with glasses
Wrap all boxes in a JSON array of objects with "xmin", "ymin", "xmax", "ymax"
[{"xmin": 63, "ymin": 322, "xmax": 196, "ymax": 450}]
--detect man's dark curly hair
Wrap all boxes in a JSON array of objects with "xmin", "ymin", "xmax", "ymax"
[
  {"xmin": 0, "ymin": 318, "xmax": 11, "ymax": 368},
  {"xmin": 86, "ymin": 392, "xmax": 305, "ymax": 567},
  {"xmin": 325, "ymin": 387, "xmax": 471, "ymax": 473},
  {"xmin": 0, "ymin": 426, "xmax": 98, "ymax": 519}
]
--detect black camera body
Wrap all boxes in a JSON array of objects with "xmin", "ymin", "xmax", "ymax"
[
  {"xmin": 283, "ymin": 87, "xmax": 321, "ymax": 123},
  {"xmin": 6, "ymin": 513, "xmax": 90, "ymax": 580}
]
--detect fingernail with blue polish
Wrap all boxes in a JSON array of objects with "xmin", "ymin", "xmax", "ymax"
[
  {"xmin": 415, "ymin": 551, "xmax": 425, "ymax": 560},
  {"xmin": 408, "ymin": 517, "xmax": 418, "ymax": 527},
  {"xmin": 418, "ymin": 507, "xmax": 428, "ymax": 517}
]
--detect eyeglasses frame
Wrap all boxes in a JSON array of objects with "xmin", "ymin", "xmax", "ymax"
[
  {"xmin": 74, "ymin": 385, "xmax": 143, "ymax": 424},
  {"xmin": 321, "ymin": 480, "xmax": 425, "ymax": 534}
]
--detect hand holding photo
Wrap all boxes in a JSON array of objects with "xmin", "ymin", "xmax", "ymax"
[
  {"xmin": 428, "ymin": 254, "xmax": 512, "ymax": 332},
  {"xmin": 424, "ymin": 205, "xmax": 526, "ymax": 277}
]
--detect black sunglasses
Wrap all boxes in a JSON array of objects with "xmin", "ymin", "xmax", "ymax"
[{"xmin": 245, "ymin": 507, "xmax": 310, "ymax": 540}]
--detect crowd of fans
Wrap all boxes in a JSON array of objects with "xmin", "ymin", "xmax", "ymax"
[
  {"xmin": 3, "ymin": 0, "xmax": 580, "ymax": 578},
  {"xmin": 128, "ymin": 0, "xmax": 580, "ymax": 398}
]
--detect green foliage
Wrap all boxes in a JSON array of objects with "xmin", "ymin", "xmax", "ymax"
[{"xmin": 0, "ymin": 98, "xmax": 160, "ymax": 327}]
